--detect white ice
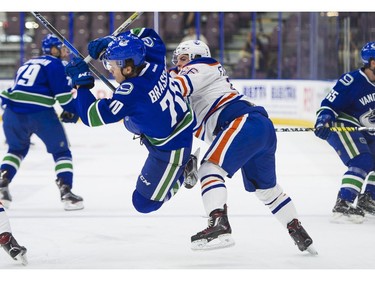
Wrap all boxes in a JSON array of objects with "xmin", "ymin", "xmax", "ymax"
[{"xmin": 0, "ymin": 121, "xmax": 374, "ymax": 279}]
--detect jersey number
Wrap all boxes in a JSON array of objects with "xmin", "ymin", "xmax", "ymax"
[
  {"xmin": 14, "ymin": 64, "xmax": 41, "ymax": 87},
  {"xmin": 339, "ymin": 73, "xmax": 354, "ymax": 86},
  {"xmin": 109, "ymin": 100, "xmax": 124, "ymax": 115},
  {"xmin": 108, "ymin": 91, "xmax": 187, "ymax": 127},
  {"xmin": 326, "ymin": 89, "xmax": 339, "ymax": 102},
  {"xmin": 160, "ymin": 91, "xmax": 188, "ymax": 127}
]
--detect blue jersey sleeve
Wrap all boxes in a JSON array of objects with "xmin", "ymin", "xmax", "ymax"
[
  {"xmin": 119, "ymin": 28, "xmax": 166, "ymax": 65},
  {"xmin": 45, "ymin": 58, "xmax": 72, "ymax": 96},
  {"xmin": 320, "ymin": 71, "xmax": 359, "ymax": 115},
  {"xmin": 43, "ymin": 57, "xmax": 76, "ymax": 113}
]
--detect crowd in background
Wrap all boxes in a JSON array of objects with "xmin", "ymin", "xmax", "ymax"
[{"xmin": 0, "ymin": 12, "xmax": 373, "ymax": 80}]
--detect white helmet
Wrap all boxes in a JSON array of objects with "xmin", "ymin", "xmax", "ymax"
[{"xmin": 172, "ymin": 40, "xmax": 211, "ymax": 65}]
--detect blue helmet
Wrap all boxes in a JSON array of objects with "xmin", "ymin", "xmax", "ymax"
[
  {"xmin": 102, "ymin": 34, "xmax": 146, "ymax": 68},
  {"xmin": 361, "ymin": 42, "xmax": 375, "ymax": 65},
  {"xmin": 42, "ymin": 34, "xmax": 63, "ymax": 55}
]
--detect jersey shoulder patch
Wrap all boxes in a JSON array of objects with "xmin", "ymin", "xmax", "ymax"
[{"xmin": 116, "ymin": 82, "xmax": 134, "ymax": 95}]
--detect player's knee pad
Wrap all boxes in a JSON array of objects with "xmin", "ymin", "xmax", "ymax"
[
  {"xmin": 53, "ymin": 151, "xmax": 72, "ymax": 162},
  {"xmin": 132, "ymin": 190, "xmax": 163, "ymax": 214},
  {"xmin": 198, "ymin": 161, "xmax": 227, "ymax": 181},
  {"xmin": 8, "ymin": 150, "xmax": 26, "ymax": 161},
  {"xmin": 347, "ymin": 153, "xmax": 374, "ymax": 174},
  {"xmin": 255, "ymin": 184, "xmax": 283, "ymax": 204}
]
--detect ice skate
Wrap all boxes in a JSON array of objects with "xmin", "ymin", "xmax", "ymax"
[
  {"xmin": 0, "ymin": 170, "xmax": 12, "ymax": 209},
  {"xmin": 191, "ymin": 204, "xmax": 235, "ymax": 250},
  {"xmin": 331, "ymin": 197, "xmax": 365, "ymax": 223},
  {"xmin": 287, "ymin": 218, "xmax": 317, "ymax": 255},
  {"xmin": 184, "ymin": 148, "xmax": 200, "ymax": 189},
  {"xmin": 0, "ymin": 232, "xmax": 28, "ymax": 266},
  {"xmin": 56, "ymin": 178, "xmax": 84, "ymax": 211},
  {"xmin": 357, "ymin": 192, "xmax": 375, "ymax": 216}
]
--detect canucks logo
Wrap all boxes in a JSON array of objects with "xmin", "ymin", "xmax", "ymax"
[
  {"xmin": 119, "ymin": 39, "xmax": 129, "ymax": 47},
  {"xmin": 117, "ymin": 82, "xmax": 134, "ymax": 95},
  {"xmin": 142, "ymin": 37, "xmax": 154, "ymax": 47},
  {"xmin": 359, "ymin": 109, "xmax": 375, "ymax": 134}
]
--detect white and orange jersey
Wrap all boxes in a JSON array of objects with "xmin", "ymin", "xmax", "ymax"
[{"xmin": 172, "ymin": 57, "xmax": 254, "ymax": 143}]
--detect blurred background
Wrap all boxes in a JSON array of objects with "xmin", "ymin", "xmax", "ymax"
[{"xmin": 0, "ymin": 12, "xmax": 373, "ymax": 80}]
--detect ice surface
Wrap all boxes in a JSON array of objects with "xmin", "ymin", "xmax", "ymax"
[{"xmin": 0, "ymin": 121, "xmax": 373, "ymax": 279}]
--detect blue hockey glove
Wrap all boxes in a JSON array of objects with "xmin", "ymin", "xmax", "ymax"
[
  {"xmin": 60, "ymin": 111, "xmax": 79, "ymax": 123},
  {"xmin": 314, "ymin": 114, "xmax": 333, "ymax": 140},
  {"xmin": 88, "ymin": 36, "xmax": 115, "ymax": 60},
  {"xmin": 65, "ymin": 57, "xmax": 94, "ymax": 89}
]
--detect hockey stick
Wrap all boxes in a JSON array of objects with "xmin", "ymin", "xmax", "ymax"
[
  {"xmin": 31, "ymin": 12, "xmax": 116, "ymax": 91},
  {"xmin": 83, "ymin": 12, "xmax": 144, "ymax": 64},
  {"xmin": 275, "ymin": 127, "xmax": 375, "ymax": 132}
]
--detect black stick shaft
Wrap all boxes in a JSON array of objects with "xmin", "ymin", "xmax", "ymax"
[{"xmin": 31, "ymin": 12, "xmax": 116, "ymax": 91}]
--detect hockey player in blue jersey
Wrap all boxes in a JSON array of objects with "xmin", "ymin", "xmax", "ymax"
[
  {"xmin": 314, "ymin": 42, "xmax": 375, "ymax": 223},
  {"xmin": 0, "ymin": 34, "xmax": 84, "ymax": 211},
  {"xmin": 65, "ymin": 28, "xmax": 195, "ymax": 213},
  {"xmin": 170, "ymin": 40, "xmax": 316, "ymax": 254}
]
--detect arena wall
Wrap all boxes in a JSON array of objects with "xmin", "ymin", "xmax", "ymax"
[{"xmin": 0, "ymin": 79, "xmax": 335, "ymax": 126}]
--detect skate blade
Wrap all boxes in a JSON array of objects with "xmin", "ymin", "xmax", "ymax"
[
  {"xmin": 306, "ymin": 245, "xmax": 318, "ymax": 255},
  {"xmin": 63, "ymin": 201, "xmax": 84, "ymax": 211},
  {"xmin": 191, "ymin": 234, "xmax": 235, "ymax": 251},
  {"xmin": 361, "ymin": 209, "xmax": 375, "ymax": 216},
  {"xmin": 14, "ymin": 252, "xmax": 28, "ymax": 266},
  {"xmin": 331, "ymin": 213, "xmax": 365, "ymax": 224}
]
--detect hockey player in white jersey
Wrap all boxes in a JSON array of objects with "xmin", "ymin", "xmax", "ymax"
[
  {"xmin": 171, "ymin": 40, "xmax": 317, "ymax": 254},
  {"xmin": 0, "ymin": 203, "xmax": 27, "ymax": 265}
]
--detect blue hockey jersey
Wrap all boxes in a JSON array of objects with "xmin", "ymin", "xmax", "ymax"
[
  {"xmin": 317, "ymin": 69, "xmax": 375, "ymax": 130},
  {"xmin": 75, "ymin": 28, "xmax": 194, "ymax": 150},
  {"xmin": 0, "ymin": 55, "xmax": 75, "ymax": 114}
]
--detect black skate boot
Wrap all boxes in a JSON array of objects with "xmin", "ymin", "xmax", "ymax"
[
  {"xmin": 56, "ymin": 178, "xmax": 84, "ymax": 211},
  {"xmin": 0, "ymin": 169, "xmax": 12, "ymax": 209},
  {"xmin": 0, "ymin": 232, "xmax": 28, "ymax": 265},
  {"xmin": 357, "ymin": 192, "xmax": 375, "ymax": 216},
  {"xmin": 184, "ymin": 148, "xmax": 200, "ymax": 189},
  {"xmin": 332, "ymin": 197, "xmax": 365, "ymax": 223},
  {"xmin": 191, "ymin": 204, "xmax": 235, "ymax": 250},
  {"xmin": 287, "ymin": 219, "xmax": 317, "ymax": 255}
]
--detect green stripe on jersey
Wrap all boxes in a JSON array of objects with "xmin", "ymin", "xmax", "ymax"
[
  {"xmin": 146, "ymin": 107, "xmax": 194, "ymax": 147},
  {"xmin": 2, "ymin": 153, "xmax": 22, "ymax": 169},
  {"xmin": 152, "ymin": 149, "xmax": 183, "ymax": 201},
  {"xmin": 55, "ymin": 161, "xmax": 73, "ymax": 172},
  {"xmin": 88, "ymin": 101, "xmax": 105, "ymax": 127},
  {"xmin": 55, "ymin": 92, "xmax": 73, "ymax": 106},
  {"xmin": 341, "ymin": 175, "xmax": 364, "ymax": 193},
  {"xmin": 2, "ymin": 90, "xmax": 55, "ymax": 107}
]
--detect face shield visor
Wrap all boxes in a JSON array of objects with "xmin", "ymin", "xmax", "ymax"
[{"xmin": 102, "ymin": 59, "xmax": 126, "ymax": 71}]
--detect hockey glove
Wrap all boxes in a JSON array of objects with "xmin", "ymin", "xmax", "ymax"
[
  {"xmin": 65, "ymin": 57, "xmax": 94, "ymax": 89},
  {"xmin": 88, "ymin": 36, "xmax": 115, "ymax": 60},
  {"xmin": 60, "ymin": 111, "xmax": 79, "ymax": 123},
  {"xmin": 314, "ymin": 114, "xmax": 333, "ymax": 140}
]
